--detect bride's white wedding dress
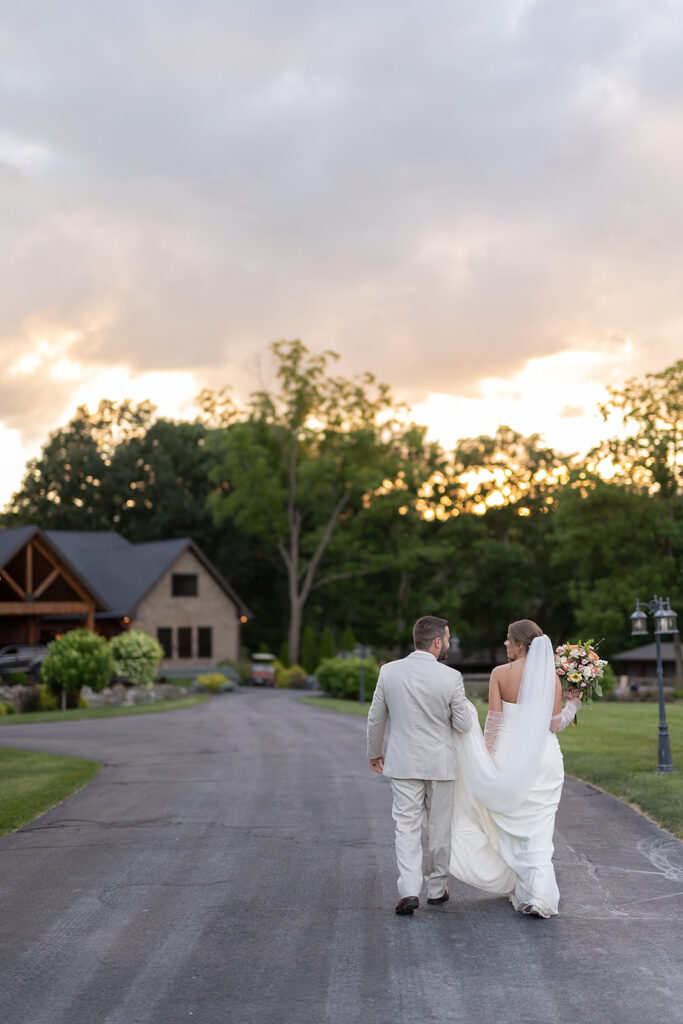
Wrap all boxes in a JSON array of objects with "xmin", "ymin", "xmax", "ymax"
[{"xmin": 449, "ymin": 636, "xmax": 572, "ymax": 918}]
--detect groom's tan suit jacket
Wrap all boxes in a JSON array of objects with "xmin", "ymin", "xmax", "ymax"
[{"xmin": 366, "ymin": 650, "xmax": 472, "ymax": 780}]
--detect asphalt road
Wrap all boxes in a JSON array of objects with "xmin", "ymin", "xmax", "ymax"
[{"xmin": 1, "ymin": 689, "xmax": 682, "ymax": 1024}]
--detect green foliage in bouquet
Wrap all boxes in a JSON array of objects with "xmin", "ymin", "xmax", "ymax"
[
  {"xmin": 317, "ymin": 656, "xmax": 379, "ymax": 701},
  {"xmin": 109, "ymin": 629, "xmax": 164, "ymax": 689},
  {"xmin": 41, "ymin": 629, "xmax": 113, "ymax": 698}
]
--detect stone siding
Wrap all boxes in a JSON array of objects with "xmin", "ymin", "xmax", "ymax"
[{"xmin": 131, "ymin": 548, "xmax": 240, "ymax": 670}]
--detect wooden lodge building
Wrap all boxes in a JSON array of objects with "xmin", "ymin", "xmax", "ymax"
[{"xmin": 0, "ymin": 526, "xmax": 249, "ymax": 670}]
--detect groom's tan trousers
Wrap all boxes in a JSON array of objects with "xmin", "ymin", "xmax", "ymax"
[{"xmin": 390, "ymin": 778, "xmax": 455, "ymax": 900}]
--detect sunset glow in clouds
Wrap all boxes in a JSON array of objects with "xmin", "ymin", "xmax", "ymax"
[{"xmin": 1, "ymin": 3, "xmax": 682, "ymax": 506}]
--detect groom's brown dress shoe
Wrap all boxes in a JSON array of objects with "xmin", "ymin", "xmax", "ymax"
[
  {"xmin": 427, "ymin": 888, "xmax": 449, "ymax": 905},
  {"xmin": 395, "ymin": 896, "xmax": 419, "ymax": 915}
]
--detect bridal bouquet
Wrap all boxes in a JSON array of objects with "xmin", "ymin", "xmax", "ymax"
[{"xmin": 554, "ymin": 639, "xmax": 607, "ymax": 705}]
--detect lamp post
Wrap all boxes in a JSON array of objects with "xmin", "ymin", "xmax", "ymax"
[{"xmin": 630, "ymin": 596, "xmax": 678, "ymax": 773}]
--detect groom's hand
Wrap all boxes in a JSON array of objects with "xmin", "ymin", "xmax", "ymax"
[{"xmin": 369, "ymin": 756, "xmax": 385, "ymax": 774}]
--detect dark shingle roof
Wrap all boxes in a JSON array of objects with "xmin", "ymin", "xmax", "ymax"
[
  {"xmin": 0, "ymin": 527, "xmax": 248, "ymax": 619},
  {"xmin": 612, "ymin": 642, "xmax": 677, "ymax": 663},
  {"xmin": 0, "ymin": 525, "xmax": 39, "ymax": 568}
]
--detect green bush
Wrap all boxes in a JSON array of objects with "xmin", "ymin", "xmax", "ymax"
[
  {"xmin": 273, "ymin": 659, "xmax": 287, "ymax": 687},
  {"xmin": 195, "ymin": 672, "xmax": 234, "ymax": 693},
  {"xmin": 109, "ymin": 629, "xmax": 164, "ymax": 688},
  {"xmin": 318, "ymin": 627, "xmax": 335, "ymax": 663},
  {"xmin": 218, "ymin": 658, "xmax": 251, "ymax": 684},
  {"xmin": 316, "ymin": 656, "xmax": 379, "ymax": 701},
  {"xmin": 340, "ymin": 626, "xmax": 356, "ymax": 653},
  {"xmin": 6, "ymin": 671, "xmax": 28, "ymax": 686},
  {"xmin": 277, "ymin": 642, "xmax": 291, "ymax": 668},
  {"xmin": 600, "ymin": 663, "xmax": 617, "ymax": 695},
  {"xmin": 40, "ymin": 629, "xmax": 113, "ymax": 699},
  {"xmin": 37, "ymin": 683, "xmax": 59, "ymax": 711},
  {"xmin": 0, "ymin": 702, "xmax": 7, "ymax": 715},
  {"xmin": 300, "ymin": 626, "xmax": 317, "ymax": 674},
  {"xmin": 279, "ymin": 664, "xmax": 308, "ymax": 689}
]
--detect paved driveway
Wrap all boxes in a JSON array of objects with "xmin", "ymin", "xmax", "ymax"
[{"xmin": 0, "ymin": 689, "xmax": 682, "ymax": 1024}]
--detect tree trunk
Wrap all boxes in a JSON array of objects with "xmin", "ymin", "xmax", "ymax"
[{"xmin": 288, "ymin": 593, "xmax": 303, "ymax": 666}]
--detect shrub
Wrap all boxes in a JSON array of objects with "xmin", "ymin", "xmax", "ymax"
[
  {"xmin": 195, "ymin": 672, "xmax": 234, "ymax": 693},
  {"xmin": 600, "ymin": 663, "xmax": 617, "ymax": 695},
  {"xmin": 280, "ymin": 664, "xmax": 308, "ymax": 689},
  {"xmin": 340, "ymin": 626, "xmax": 356, "ymax": 653},
  {"xmin": 41, "ymin": 629, "xmax": 113, "ymax": 700},
  {"xmin": 273, "ymin": 659, "xmax": 287, "ymax": 687},
  {"xmin": 317, "ymin": 656, "xmax": 379, "ymax": 701},
  {"xmin": 219, "ymin": 658, "xmax": 251, "ymax": 684},
  {"xmin": 277, "ymin": 642, "xmax": 291, "ymax": 668},
  {"xmin": 6, "ymin": 671, "xmax": 28, "ymax": 686},
  {"xmin": 318, "ymin": 627, "xmax": 335, "ymax": 663},
  {"xmin": 300, "ymin": 626, "xmax": 317, "ymax": 674},
  {"xmin": 0, "ymin": 702, "xmax": 7, "ymax": 715},
  {"xmin": 37, "ymin": 683, "xmax": 59, "ymax": 711},
  {"xmin": 109, "ymin": 630, "xmax": 164, "ymax": 689}
]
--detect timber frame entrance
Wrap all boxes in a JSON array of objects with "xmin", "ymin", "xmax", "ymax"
[{"xmin": 0, "ymin": 533, "xmax": 99, "ymax": 644}]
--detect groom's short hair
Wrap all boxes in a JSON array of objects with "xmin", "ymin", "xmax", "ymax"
[{"xmin": 413, "ymin": 616, "xmax": 448, "ymax": 651}]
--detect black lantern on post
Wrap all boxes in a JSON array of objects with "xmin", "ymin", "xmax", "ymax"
[
  {"xmin": 630, "ymin": 601, "xmax": 648, "ymax": 637},
  {"xmin": 630, "ymin": 595, "xmax": 678, "ymax": 774}
]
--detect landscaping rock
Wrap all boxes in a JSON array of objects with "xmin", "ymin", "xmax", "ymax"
[{"xmin": 80, "ymin": 682, "xmax": 189, "ymax": 707}]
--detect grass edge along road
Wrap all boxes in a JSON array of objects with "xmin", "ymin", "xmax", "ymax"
[
  {"xmin": 0, "ymin": 694, "xmax": 211, "ymax": 726},
  {"xmin": 0, "ymin": 695, "xmax": 212, "ymax": 835},
  {"xmin": 0, "ymin": 747, "xmax": 101, "ymax": 837},
  {"xmin": 299, "ymin": 696, "xmax": 683, "ymax": 839}
]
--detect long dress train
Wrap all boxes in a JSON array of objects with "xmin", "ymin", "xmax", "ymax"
[{"xmin": 450, "ymin": 700, "xmax": 564, "ymax": 918}]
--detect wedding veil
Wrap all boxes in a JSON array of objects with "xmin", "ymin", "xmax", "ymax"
[{"xmin": 457, "ymin": 634, "xmax": 557, "ymax": 814}]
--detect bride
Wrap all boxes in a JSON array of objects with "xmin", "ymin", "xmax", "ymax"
[{"xmin": 450, "ymin": 619, "xmax": 581, "ymax": 918}]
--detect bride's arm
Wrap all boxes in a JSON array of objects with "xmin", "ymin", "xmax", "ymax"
[
  {"xmin": 550, "ymin": 678, "xmax": 581, "ymax": 732},
  {"xmin": 483, "ymin": 668, "xmax": 503, "ymax": 754}
]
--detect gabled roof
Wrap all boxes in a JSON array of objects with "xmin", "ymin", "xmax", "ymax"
[
  {"xmin": 612, "ymin": 642, "xmax": 677, "ymax": 663},
  {"xmin": 0, "ymin": 525, "xmax": 41, "ymax": 569},
  {"xmin": 0, "ymin": 525, "xmax": 109, "ymax": 609},
  {"xmin": 0, "ymin": 527, "xmax": 249, "ymax": 620}
]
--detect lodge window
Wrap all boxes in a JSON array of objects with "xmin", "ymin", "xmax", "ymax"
[
  {"xmin": 157, "ymin": 628, "xmax": 172, "ymax": 658},
  {"xmin": 198, "ymin": 627, "xmax": 213, "ymax": 658},
  {"xmin": 177, "ymin": 627, "xmax": 192, "ymax": 659},
  {"xmin": 172, "ymin": 573, "xmax": 198, "ymax": 597}
]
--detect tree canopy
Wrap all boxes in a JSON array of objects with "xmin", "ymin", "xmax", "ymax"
[{"xmin": 3, "ymin": 350, "xmax": 681, "ymax": 663}]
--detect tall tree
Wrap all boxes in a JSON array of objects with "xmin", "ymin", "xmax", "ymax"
[
  {"xmin": 550, "ymin": 481, "xmax": 677, "ymax": 654},
  {"xmin": 595, "ymin": 359, "xmax": 683, "ymax": 509},
  {"xmin": 205, "ymin": 340, "xmax": 423, "ymax": 662},
  {"xmin": 3, "ymin": 400, "xmax": 155, "ymax": 530}
]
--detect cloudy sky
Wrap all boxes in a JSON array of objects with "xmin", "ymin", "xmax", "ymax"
[{"xmin": 1, "ymin": 1, "xmax": 682, "ymax": 504}]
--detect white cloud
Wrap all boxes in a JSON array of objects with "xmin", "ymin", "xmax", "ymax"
[{"xmin": 0, "ymin": 1, "xmax": 682, "ymax": 500}]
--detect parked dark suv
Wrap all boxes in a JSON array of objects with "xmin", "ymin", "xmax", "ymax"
[{"xmin": 0, "ymin": 645, "xmax": 49, "ymax": 682}]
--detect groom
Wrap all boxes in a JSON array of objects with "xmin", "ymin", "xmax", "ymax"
[{"xmin": 367, "ymin": 616, "xmax": 472, "ymax": 915}]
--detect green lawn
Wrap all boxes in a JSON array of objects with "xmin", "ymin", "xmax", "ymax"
[
  {"xmin": 0, "ymin": 694, "xmax": 210, "ymax": 726},
  {"xmin": 0, "ymin": 747, "xmax": 101, "ymax": 836},
  {"xmin": 300, "ymin": 696, "xmax": 683, "ymax": 838}
]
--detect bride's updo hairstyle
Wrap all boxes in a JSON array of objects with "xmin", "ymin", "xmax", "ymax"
[{"xmin": 508, "ymin": 619, "xmax": 543, "ymax": 654}]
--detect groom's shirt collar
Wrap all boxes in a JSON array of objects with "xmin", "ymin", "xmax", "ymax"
[{"xmin": 408, "ymin": 650, "xmax": 436, "ymax": 660}]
